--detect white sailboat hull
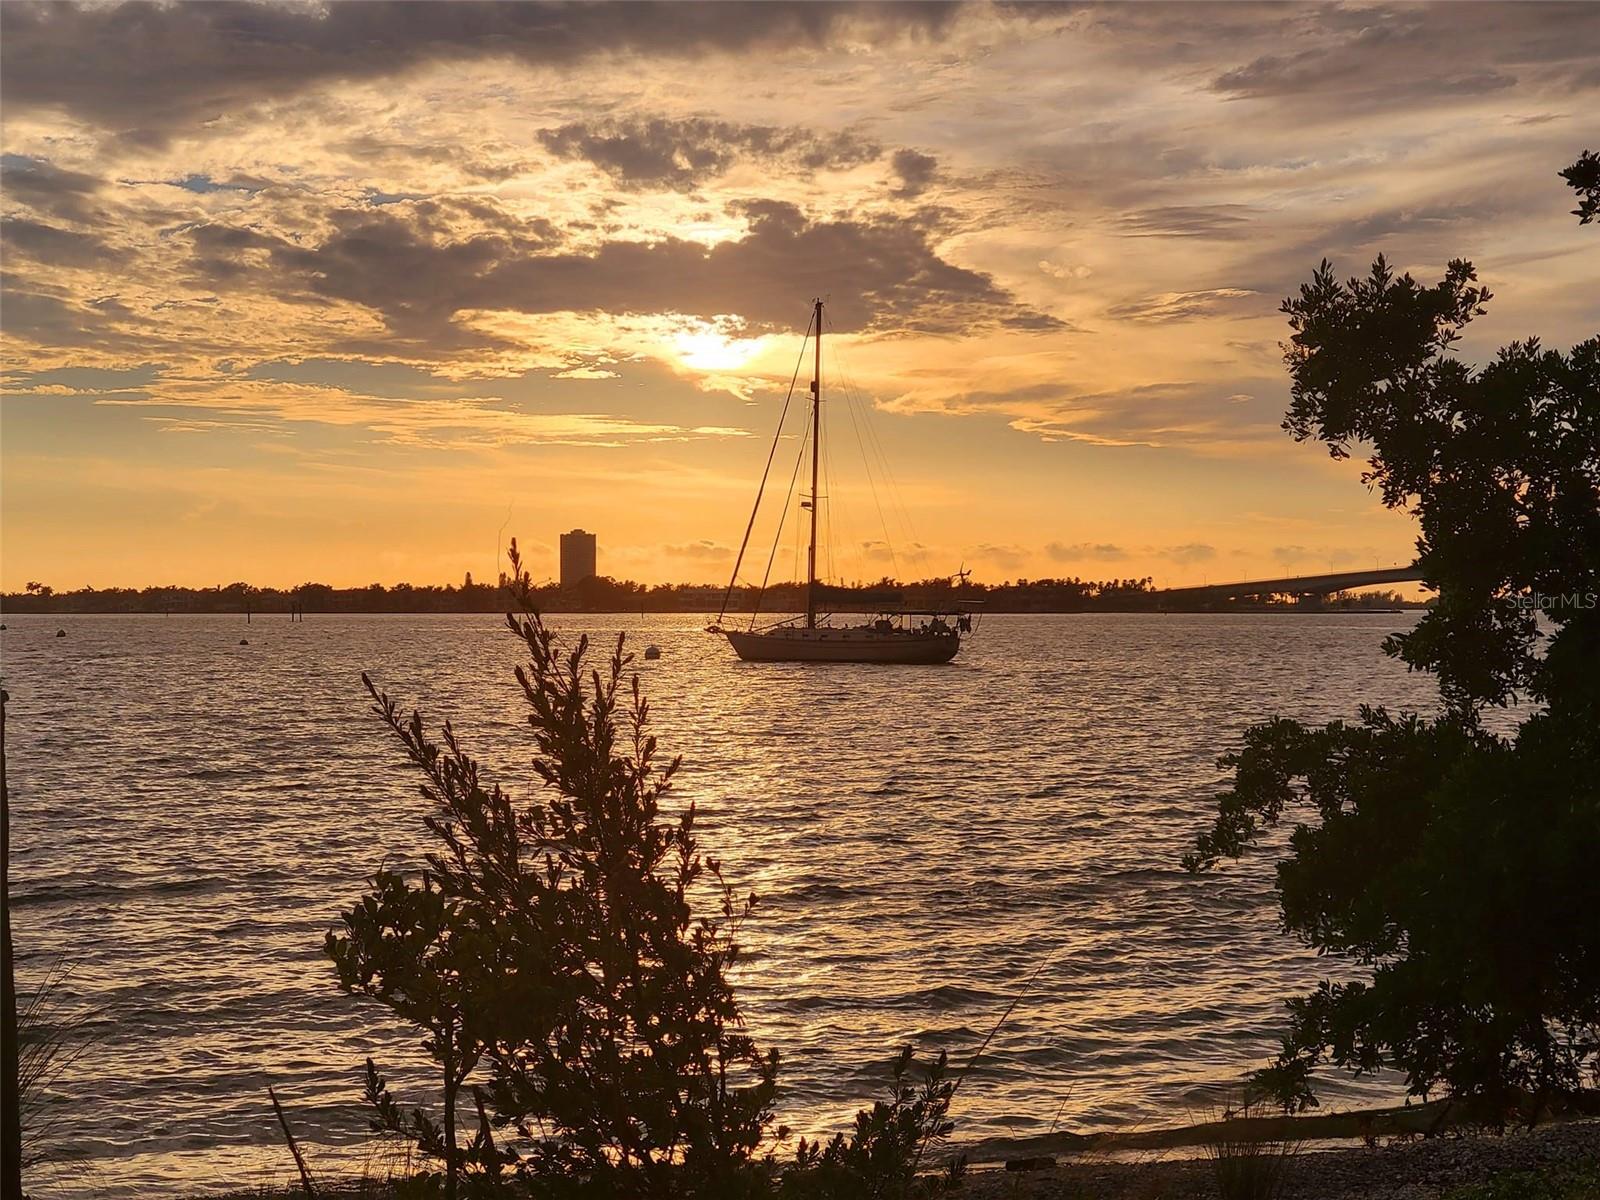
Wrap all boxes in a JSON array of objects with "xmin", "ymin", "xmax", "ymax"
[{"xmin": 724, "ymin": 626, "xmax": 960, "ymax": 664}]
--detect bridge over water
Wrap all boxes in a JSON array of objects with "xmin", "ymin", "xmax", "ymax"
[{"xmin": 1159, "ymin": 565, "xmax": 1424, "ymax": 602}]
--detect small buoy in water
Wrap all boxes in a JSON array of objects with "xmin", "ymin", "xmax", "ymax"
[
  {"xmin": 239, "ymin": 638, "xmax": 249, "ymax": 645},
  {"xmin": 56, "ymin": 629, "xmax": 66, "ymax": 637},
  {"xmin": 643, "ymin": 644, "xmax": 661, "ymax": 660}
]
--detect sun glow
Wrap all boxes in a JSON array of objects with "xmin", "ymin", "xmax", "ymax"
[{"xmin": 673, "ymin": 328, "xmax": 765, "ymax": 372}]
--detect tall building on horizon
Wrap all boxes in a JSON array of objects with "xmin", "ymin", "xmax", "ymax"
[{"xmin": 560, "ymin": 528, "xmax": 597, "ymax": 588}]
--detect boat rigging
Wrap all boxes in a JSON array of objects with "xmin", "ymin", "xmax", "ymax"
[{"xmin": 708, "ymin": 299, "xmax": 975, "ymax": 664}]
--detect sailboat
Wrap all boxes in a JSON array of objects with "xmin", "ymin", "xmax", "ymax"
[{"xmin": 709, "ymin": 299, "xmax": 973, "ymax": 664}]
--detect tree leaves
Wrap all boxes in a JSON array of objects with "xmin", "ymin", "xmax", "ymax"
[
  {"xmin": 329, "ymin": 539, "xmax": 779, "ymax": 1196},
  {"xmin": 1188, "ymin": 163, "xmax": 1600, "ymax": 1122}
]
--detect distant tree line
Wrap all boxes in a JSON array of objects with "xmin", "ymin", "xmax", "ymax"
[{"xmin": 0, "ymin": 575, "xmax": 1421, "ymax": 615}]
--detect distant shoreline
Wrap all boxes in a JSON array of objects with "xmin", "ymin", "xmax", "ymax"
[
  {"xmin": 0, "ymin": 601, "xmax": 1428, "ymax": 618},
  {"xmin": 0, "ymin": 574, "xmax": 1428, "ymax": 619},
  {"xmin": 0, "ymin": 605, "xmax": 1425, "ymax": 618}
]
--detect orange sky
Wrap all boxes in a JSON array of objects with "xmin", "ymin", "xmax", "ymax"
[{"xmin": 2, "ymin": 2, "xmax": 1596, "ymax": 591}]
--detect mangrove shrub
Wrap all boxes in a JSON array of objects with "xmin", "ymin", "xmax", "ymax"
[{"xmin": 1186, "ymin": 159, "xmax": 1600, "ymax": 1122}]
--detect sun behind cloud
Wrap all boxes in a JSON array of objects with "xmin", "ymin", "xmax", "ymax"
[{"xmin": 672, "ymin": 324, "xmax": 767, "ymax": 372}]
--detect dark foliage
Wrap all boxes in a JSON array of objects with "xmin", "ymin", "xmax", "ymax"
[
  {"xmin": 1561, "ymin": 150, "xmax": 1600, "ymax": 225},
  {"xmin": 780, "ymin": 1047, "xmax": 962, "ymax": 1200},
  {"xmin": 1202, "ymin": 1098, "xmax": 1297, "ymax": 1200},
  {"xmin": 328, "ymin": 541, "xmax": 779, "ymax": 1197},
  {"xmin": 361, "ymin": 1060, "xmax": 515, "ymax": 1199},
  {"xmin": 330, "ymin": 541, "xmax": 964, "ymax": 1197},
  {"xmin": 1187, "ymin": 175, "xmax": 1600, "ymax": 1121}
]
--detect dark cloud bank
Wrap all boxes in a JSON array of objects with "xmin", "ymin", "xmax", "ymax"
[
  {"xmin": 6, "ymin": 1, "xmax": 1595, "ymax": 148},
  {"xmin": 183, "ymin": 196, "xmax": 1061, "ymax": 345},
  {"xmin": 0, "ymin": 1, "xmax": 961, "ymax": 141},
  {"xmin": 1, "ymin": 184, "xmax": 1060, "ymax": 353},
  {"xmin": 538, "ymin": 118, "xmax": 884, "ymax": 192}
]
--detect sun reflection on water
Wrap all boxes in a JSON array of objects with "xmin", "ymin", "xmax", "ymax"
[{"xmin": 1, "ymin": 611, "xmax": 1438, "ymax": 1195}]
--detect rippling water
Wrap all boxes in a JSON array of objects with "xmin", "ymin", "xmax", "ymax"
[{"xmin": 2, "ymin": 611, "xmax": 1441, "ymax": 1196}]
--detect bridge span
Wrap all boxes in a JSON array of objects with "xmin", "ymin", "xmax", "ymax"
[{"xmin": 1159, "ymin": 565, "xmax": 1424, "ymax": 601}]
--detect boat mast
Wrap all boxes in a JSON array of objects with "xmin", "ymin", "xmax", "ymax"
[{"xmin": 807, "ymin": 298, "xmax": 822, "ymax": 628}]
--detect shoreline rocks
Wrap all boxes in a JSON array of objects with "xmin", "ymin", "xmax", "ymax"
[{"xmin": 961, "ymin": 1117, "xmax": 1600, "ymax": 1199}]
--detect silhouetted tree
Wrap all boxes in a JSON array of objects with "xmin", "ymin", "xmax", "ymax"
[
  {"xmin": 331, "ymin": 541, "xmax": 971, "ymax": 1196},
  {"xmin": 1187, "ymin": 170, "xmax": 1600, "ymax": 1123},
  {"xmin": 780, "ymin": 1047, "xmax": 960, "ymax": 1200},
  {"xmin": 1562, "ymin": 150, "xmax": 1600, "ymax": 225},
  {"xmin": 327, "ymin": 859, "xmax": 506, "ymax": 1199},
  {"xmin": 331, "ymin": 540, "xmax": 780, "ymax": 1197}
]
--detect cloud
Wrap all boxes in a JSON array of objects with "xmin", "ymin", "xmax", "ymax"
[
  {"xmin": 1038, "ymin": 1, "xmax": 1599, "ymax": 142},
  {"xmin": 1117, "ymin": 205, "xmax": 1255, "ymax": 239},
  {"xmin": 1009, "ymin": 420, "xmax": 1157, "ymax": 448},
  {"xmin": 1, "ymin": 363, "xmax": 163, "ymax": 394},
  {"xmin": 890, "ymin": 149, "xmax": 939, "ymax": 199},
  {"xmin": 1273, "ymin": 544, "xmax": 1311, "ymax": 566},
  {"xmin": 182, "ymin": 196, "xmax": 1061, "ymax": 347},
  {"xmin": 1203, "ymin": 3, "xmax": 1600, "ymax": 111},
  {"xmin": 95, "ymin": 370, "xmax": 753, "ymax": 450},
  {"xmin": 0, "ymin": 154, "xmax": 103, "ymax": 223},
  {"xmin": 972, "ymin": 542, "xmax": 1027, "ymax": 570},
  {"xmin": 665, "ymin": 540, "xmax": 732, "ymax": 560},
  {"xmin": 1163, "ymin": 543, "xmax": 1217, "ymax": 566},
  {"xmin": 538, "ymin": 117, "xmax": 881, "ymax": 191},
  {"xmin": 1046, "ymin": 541, "xmax": 1128, "ymax": 562},
  {"xmin": 333, "ymin": 137, "xmax": 532, "ymax": 184},
  {"xmin": 0, "ymin": 217, "xmax": 122, "ymax": 268},
  {"xmin": 553, "ymin": 366, "xmax": 620, "ymax": 380},
  {"xmin": 950, "ymin": 377, "xmax": 1286, "ymax": 454},
  {"xmin": 1106, "ymin": 288, "xmax": 1260, "ymax": 324},
  {"xmin": 0, "ymin": 272, "xmax": 147, "ymax": 351},
  {"xmin": 1216, "ymin": 55, "xmax": 1513, "ymax": 105},
  {"xmin": 0, "ymin": 1, "xmax": 962, "ymax": 143},
  {"xmin": 856, "ymin": 540, "xmax": 898, "ymax": 562},
  {"xmin": 1271, "ymin": 544, "xmax": 1379, "ymax": 570},
  {"xmin": 1039, "ymin": 261, "xmax": 1092, "ymax": 281}
]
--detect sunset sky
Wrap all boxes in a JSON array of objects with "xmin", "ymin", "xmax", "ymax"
[{"xmin": 2, "ymin": 1, "xmax": 1596, "ymax": 591}]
